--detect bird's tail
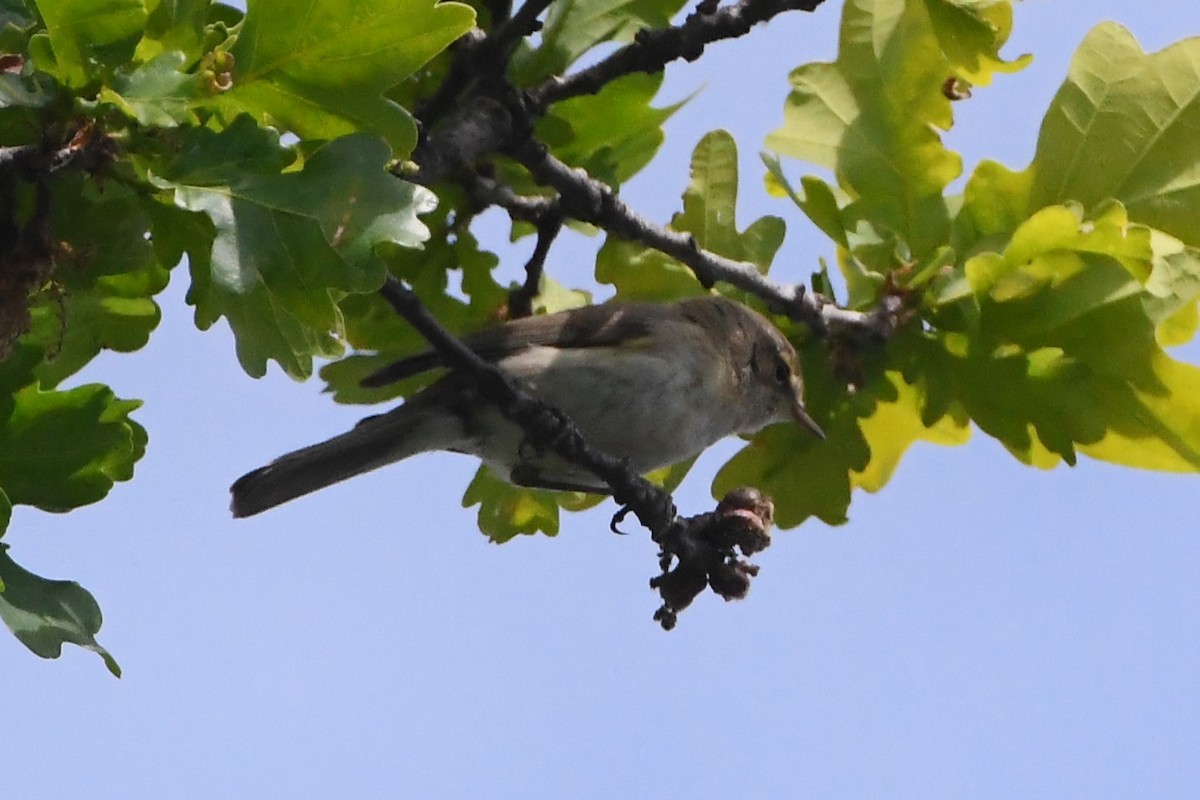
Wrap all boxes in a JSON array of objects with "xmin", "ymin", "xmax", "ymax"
[{"xmin": 230, "ymin": 405, "xmax": 457, "ymax": 517}]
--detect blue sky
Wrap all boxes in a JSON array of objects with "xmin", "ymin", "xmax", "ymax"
[{"xmin": 7, "ymin": 2, "xmax": 1200, "ymax": 797}]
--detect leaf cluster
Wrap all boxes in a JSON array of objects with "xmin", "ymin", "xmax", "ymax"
[
  {"xmin": 1, "ymin": 0, "xmax": 1199, "ymax": 666},
  {"xmin": 0, "ymin": 0, "xmax": 471, "ymax": 670},
  {"xmin": 737, "ymin": 9, "xmax": 1200, "ymax": 528}
]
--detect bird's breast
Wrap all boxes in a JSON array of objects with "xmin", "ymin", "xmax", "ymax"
[{"xmin": 492, "ymin": 342, "xmax": 740, "ymax": 474}]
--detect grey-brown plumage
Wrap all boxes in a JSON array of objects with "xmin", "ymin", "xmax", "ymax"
[{"xmin": 230, "ymin": 295, "xmax": 823, "ymax": 518}]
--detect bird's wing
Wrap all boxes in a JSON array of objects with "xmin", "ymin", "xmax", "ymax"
[{"xmin": 359, "ymin": 302, "xmax": 657, "ymax": 388}]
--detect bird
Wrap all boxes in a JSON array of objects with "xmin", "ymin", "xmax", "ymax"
[{"xmin": 230, "ymin": 294, "xmax": 825, "ymax": 517}]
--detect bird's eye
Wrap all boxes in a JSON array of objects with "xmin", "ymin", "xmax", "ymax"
[{"xmin": 774, "ymin": 359, "xmax": 791, "ymax": 386}]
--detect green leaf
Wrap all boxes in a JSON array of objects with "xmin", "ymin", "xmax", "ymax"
[
  {"xmin": 1027, "ymin": 24, "xmax": 1200, "ymax": 247},
  {"xmin": 0, "ymin": 487, "xmax": 9, "ymax": 541},
  {"xmin": 0, "ymin": 543, "xmax": 121, "ymax": 676},
  {"xmin": 1075, "ymin": 352, "xmax": 1200, "ymax": 470},
  {"xmin": 714, "ymin": 385, "xmax": 864, "ymax": 529},
  {"xmin": 0, "ymin": 383, "xmax": 145, "ymax": 512},
  {"xmin": 0, "ymin": 70, "xmax": 55, "ymax": 111},
  {"xmin": 146, "ymin": 197, "xmax": 338, "ymax": 378},
  {"xmin": 963, "ymin": 204, "xmax": 1154, "ymax": 369},
  {"xmin": 1143, "ymin": 235, "xmax": 1200, "ymax": 347},
  {"xmin": 27, "ymin": 275, "xmax": 167, "ymax": 388},
  {"xmin": 714, "ymin": 366, "xmax": 966, "ymax": 528},
  {"xmin": 34, "ymin": 0, "xmax": 148, "ymax": 86},
  {"xmin": 134, "ymin": 0, "xmax": 211, "ymax": 61},
  {"xmin": 595, "ymin": 237, "xmax": 703, "ymax": 303},
  {"xmin": 0, "ymin": 66, "xmax": 56, "ymax": 148},
  {"xmin": 851, "ymin": 370, "xmax": 970, "ymax": 491},
  {"xmin": 0, "ymin": 344, "xmax": 41, "ymax": 409},
  {"xmin": 533, "ymin": 276, "xmax": 592, "ymax": 315},
  {"xmin": 766, "ymin": 0, "xmax": 966, "ymax": 258},
  {"xmin": 953, "ymin": 157, "xmax": 1034, "ymax": 252},
  {"xmin": 462, "ymin": 466, "xmax": 566, "ymax": 542},
  {"xmin": 597, "ymin": 130, "xmax": 784, "ymax": 300},
  {"xmin": 923, "ymin": 0, "xmax": 1030, "ymax": 86},
  {"xmin": 920, "ymin": 203, "xmax": 1200, "ymax": 472},
  {"xmin": 323, "ymin": 197, "xmax": 507, "ymax": 403},
  {"xmin": 0, "ymin": 0, "xmax": 37, "ymax": 39},
  {"xmin": 461, "ymin": 457, "xmax": 684, "ymax": 542},
  {"xmin": 961, "ymin": 25, "xmax": 1200, "ymax": 267},
  {"xmin": 675, "ymin": 130, "xmax": 784, "ymax": 267},
  {"xmin": 510, "ymin": 0, "xmax": 688, "ymax": 85},
  {"xmin": 212, "ymin": 0, "xmax": 475, "ymax": 153},
  {"xmin": 910, "ymin": 336, "xmax": 1200, "ymax": 472},
  {"xmin": 967, "ymin": 203, "xmax": 1153, "ymax": 297},
  {"xmin": 761, "ymin": 154, "xmax": 849, "ymax": 248},
  {"xmin": 538, "ymin": 72, "xmax": 684, "ymax": 189},
  {"xmin": 496, "ymin": 73, "xmax": 685, "ymax": 210},
  {"xmin": 100, "ymin": 50, "xmax": 205, "ymax": 126},
  {"xmin": 152, "ymin": 120, "xmax": 436, "ymax": 378},
  {"xmin": 24, "ymin": 180, "xmax": 170, "ymax": 387}
]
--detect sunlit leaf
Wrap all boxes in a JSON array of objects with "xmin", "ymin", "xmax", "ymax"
[
  {"xmin": 100, "ymin": 50, "xmax": 204, "ymax": 126},
  {"xmin": 766, "ymin": 0, "xmax": 964, "ymax": 258},
  {"xmin": 211, "ymin": 0, "xmax": 475, "ymax": 152},
  {"xmin": 598, "ymin": 130, "xmax": 784, "ymax": 299},
  {"xmin": 538, "ymin": 72, "xmax": 684, "ymax": 189},
  {"xmin": 714, "ymin": 367, "xmax": 965, "ymax": 528},
  {"xmin": 761, "ymin": 154, "xmax": 849, "ymax": 248},
  {"xmin": 152, "ymin": 120, "xmax": 436, "ymax": 377},
  {"xmin": 463, "ymin": 467, "xmax": 567, "ymax": 542},
  {"xmin": 922, "ymin": 203, "xmax": 1200, "ymax": 472},
  {"xmin": 851, "ymin": 371, "xmax": 970, "ymax": 491},
  {"xmin": 923, "ymin": 0, "xmax": 1030, "ymax": 86},
  {"xmin": 1027, "ymin": 24, "xmax": 1200, "ymax": 247}
]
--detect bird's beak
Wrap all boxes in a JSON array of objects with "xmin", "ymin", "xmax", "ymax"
[{"xmin": 792, "ymin": 401, "xmax": 826, "ymax": 440}]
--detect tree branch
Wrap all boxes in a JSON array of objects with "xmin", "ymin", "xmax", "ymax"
[
  {"xmin": 462, "ymin": 171, "xmax": 564, "ymax": 316},
  {"xmin": 377, "ymin": 276, "xmax": 782, "ymax": 628},
  {"xmin": 410, "ymin": 95, "xmax": 519, "ymax": 186},
  {"xmin": 507, "ymin": 207, "xmax": 562, "ymax": 318},
  {"xmin": 529, "ymin": 0, "xmax": 826, "ymax": 109},
  {"xmin": 377, "ymin": 276, "xmax": 676, "ymax": 531},
  {"xmin": 0, "ymin": 122, "xmax": 117, "ymax": 181},
  {"xmin": 489, "ymin": 0, "xmax": 556, "ymax": 52},
  {"xmin": 413, "ymin": 0, "xmax": 828, "ymax": 184},
  {"xmin": 464, "ymin": 170, "xmax": 559, "ymax": 225},
  {"xmin": 508, "ymin": 138, "xmax": 899, "ymax": 338},
  {"xmin": 388, "ymin": 0, "xmax": 892, "ymax": 626}
]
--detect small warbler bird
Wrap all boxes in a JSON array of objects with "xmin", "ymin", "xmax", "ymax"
[{"xmin": 230, "ymin": 294, "xmax": 825, "ymax": 517}]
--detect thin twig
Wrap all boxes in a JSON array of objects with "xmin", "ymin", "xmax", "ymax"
[
  {"xmin": 464, "ymin": 171, "xmax": 565, "ymax": 317},
  {"xmin": 0, "ymin": 144, "xmax": 39, "ymax": 172},
  {"xmin": 489, "ymin": 0, "xmax": 556, "ymax": 52},
  {"xmin": 465, "ymin": 171, "xmax": 559, "ymax": 224},
  {"xmin": 508, "ymin": 208, "xmax": 563, "ymax": 318},
  {"xmin": 0, "ymin": 122, "xmax": 118, "ymax": 181}
]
